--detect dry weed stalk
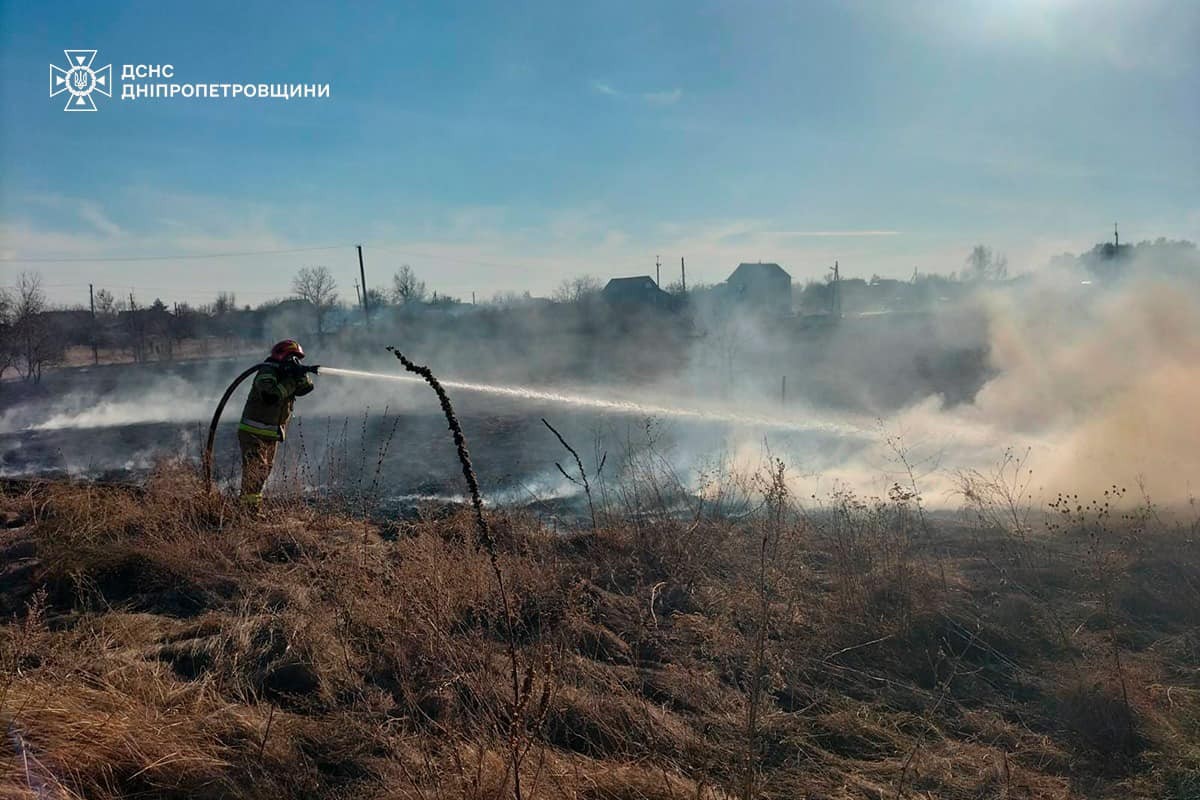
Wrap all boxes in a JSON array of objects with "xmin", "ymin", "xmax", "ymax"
[
  {"xmin": 1049, "ymin": 487, "xmax": 1140, "ymax": 755},
  {"xmin": 744, "ymin": 458, "xmax": 789, "ymax": 800},
  {"xmin": 387, "ymin": 345, "xmax": 539, "ymax": 800},
  {"xmin": 541, "ymin": 417, "xmax": 599, "ymax": 532}
]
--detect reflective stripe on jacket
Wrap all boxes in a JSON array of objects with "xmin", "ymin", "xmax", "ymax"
[
  {"xmin": 237, "ymin": 417, "xmax": 284, "ymax": 439},
  {"xmin": 238, "ymin": 361, "xmax": 314, "ymax": 441}
]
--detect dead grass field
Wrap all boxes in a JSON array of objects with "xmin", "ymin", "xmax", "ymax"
[{"xmin": 1, "ymin": 465, "xmax": 1198, "ymax": 799}]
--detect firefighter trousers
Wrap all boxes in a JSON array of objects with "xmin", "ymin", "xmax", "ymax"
[{"xmin": 237, "ymin": 430, "xmax": 279, "ymax": 509}]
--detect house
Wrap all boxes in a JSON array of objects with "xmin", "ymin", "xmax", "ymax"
[
  {"xmin": 726, "ymin": 262, "xmax": 792, "ymax": 315},
  {"xmin": 601, "ymin": 276, "xmax": 677, "ymax": 311}
]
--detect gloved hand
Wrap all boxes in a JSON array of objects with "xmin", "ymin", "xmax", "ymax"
[{"xmin": 280, "ymin": 357, "xmax": 317, "ymax": 377}]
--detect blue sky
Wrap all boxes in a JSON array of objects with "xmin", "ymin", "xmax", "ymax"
[{"xmin": 2, "ymin": 0, "xmax": 1197, "ymax": 306}]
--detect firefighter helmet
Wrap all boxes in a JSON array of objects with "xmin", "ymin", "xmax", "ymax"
[{"xmin": 268, "ymin": 339, "xmax": 305, "ymax": 362}]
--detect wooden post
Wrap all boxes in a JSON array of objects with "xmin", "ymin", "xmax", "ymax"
[
  {"xmin": 128, "ymin": 292, "xmax": 140, "ymax": 363},
  {"xmin": 831, "ymin": 260, "xmax": 841, "ymax": 319},
  {"xmin": 681, "ymin": 256, "xmax": 686, "ymax": 293},
  {"xmin": 357, "ymin": 244, "xmax": 369, "ymax": 327},
  {"xmin": 89, "ymin": 283, "xmax": 99, "ymax": 365}
]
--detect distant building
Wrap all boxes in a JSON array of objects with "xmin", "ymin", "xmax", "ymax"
[
  {"xmin": 726, "ymin": 262, "xmax": 792, "ymax": 315},
  {"xmin": 602, "ymin": 276, "xmax": 677, "ymax": 311}
]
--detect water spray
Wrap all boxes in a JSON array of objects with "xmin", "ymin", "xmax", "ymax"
[
  {"xmin": 205, "ymin": 355, "xmax": 860, "ymax": 492},
  {"xmin": 318, "ymin": 366, "xmax": 861, "ymax": 436}
]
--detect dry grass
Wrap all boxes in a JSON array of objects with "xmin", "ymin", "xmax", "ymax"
[{"xmin": 1, "ymin": 464, "xmax": 1198, "ymax": 799}]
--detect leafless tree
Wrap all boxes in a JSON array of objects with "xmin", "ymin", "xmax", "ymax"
[
  {"xmin": 553, "ymin": 275, "xmax": 601, "ymax": 304},
  {"xmin": 213, "ymin": 291, "xmax": 237, "ymax": 316},
  {"xmin": 11, "ymin": 273, "xmax": 63, "ymax": 383},
  {"xmin": 292, "ymin": 266, "xmax": 339, "ymax": 337},
  {"xmin": 964, "ymin": 245, "xmax": 1008, "ymax": 281},
  {"xmin": 0, "ymin": 287, "xmax": 16, "ymax": 381},
  {"xmin": 94, "ymin": 288, "xmax": 117, "ymax": 316},
  {"xmin": 125, "ymin": 292, "xmax": 148, "ymax": 363},
  {"xmin": 391, "ymin": 265, "xmax": 427, "ymax": 305},
  {"xmin": 364, "ymin": 287, "xmax": 389, "ymax": 311}
]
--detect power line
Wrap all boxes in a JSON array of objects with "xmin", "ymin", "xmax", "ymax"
[
  {"xmin": 0, "ymin": 283, "xmax": 290, "ymax": 297},
  {"xmin": 362, "ymin": 243, "xmax": 537, "ymax": 271},
  {"xmin": 0, "ymin": 244, "xmax": 350, "ymax": 264},
  {"xmin": 1, "ymin": 239, "xmax": 658, "ymax": 275}
]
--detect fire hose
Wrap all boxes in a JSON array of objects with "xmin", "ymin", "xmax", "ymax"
[{"xmin": 203, "ymin": 362, "xmax": 319, "ymax": 491}]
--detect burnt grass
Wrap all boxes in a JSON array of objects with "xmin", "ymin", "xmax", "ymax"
[{"xmin": 1, "ymin": 470, "xmax": 1199, "ymax": 800}]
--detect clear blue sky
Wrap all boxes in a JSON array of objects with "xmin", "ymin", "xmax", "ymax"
[{"xmin": 2, "ymin": 0, "xmax": 1197, "ymax": 306}]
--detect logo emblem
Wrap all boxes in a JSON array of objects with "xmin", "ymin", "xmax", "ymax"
[{"xmin": 49, "ymin": 50, "xmax": 112, "ymax": 111}]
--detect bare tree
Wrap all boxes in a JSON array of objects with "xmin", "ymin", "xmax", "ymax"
[
  {"xmin": 292, "ymin": 266, "xmax": 339, "ymax": 337},
  {"xmin": 12, "ymin": 273, "xmax": 63, "ymax": 383},
  {"xmin": 391, "ymin": 265, "xmax": 427, "ymax": 305},
  {"xmin": 553, "ymin": 275, "xmax": 602, "ymax": 304},
  {"xmin": 94, "ymin": 288, "xmax": 117, "ymax": 317},
  {"xmin": 125, "ymin": 292, "xmax": 148, "ymax": 363},
  {"xmin": 0, "ymin": 287, "xmax": 15, "ymax": 381},
  {"xmin": 213, "ymin": 291, "xmax": 237, "ymax": 316},
  {"xmin": 365, "ymin": 287, "xmax": 389, "ymax": 311},
  {"xmin": 963, "ymin": 245, "xmax": 1008, "ymax": 281}
]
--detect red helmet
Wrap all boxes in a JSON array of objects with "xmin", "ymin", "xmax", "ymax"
[{"xmin": 269, "ymin": 339, "xmax": 305, "ymax": 362}]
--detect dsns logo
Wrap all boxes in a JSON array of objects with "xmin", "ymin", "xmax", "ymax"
[{"xmin": 49, "ymin": 49, "xmax": 112, "ymax": 111}]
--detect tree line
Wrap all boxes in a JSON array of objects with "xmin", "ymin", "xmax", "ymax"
[
  {"xmin": 0, "ymin": 264, "xmax": 465, "ymax": 384},
  {"xmin": 5, "ymin": 239, "xmax": 1191, "ymax": 384}
]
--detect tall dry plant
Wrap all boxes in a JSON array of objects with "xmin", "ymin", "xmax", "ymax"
[
  {"xmin": 956, "ymin": 449, "xmax": 1077, "ymax": 654},
  {"xmin": 387, "ymin": 346, "xmax": 544, "ymax": 800},
  {"xmin": 541, "ymin": 417, "xmax": 601, "ymax": 532},
  {"xmin": 744, "ymin": 458, "xmax": 790, "ymax": 800},
  {"xmin": 1048, "ymin": 486, "xmax": 1140, "ymax": 755}
]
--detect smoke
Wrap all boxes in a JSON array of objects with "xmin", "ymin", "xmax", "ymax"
[
  {"xmin": 963, "ymin": 266, "xmax": 1200, "ymax": 500},
  {"xmin": 775, "ymin": 247, "xmax": 1200, "ymax": 505},
  {"xmin": 3, "ymin": 242, "xmax": 1197, "ymax": 509},
  {"xmin": 0, "ymin": 373, "xmax": 213, "ymax": 433}
]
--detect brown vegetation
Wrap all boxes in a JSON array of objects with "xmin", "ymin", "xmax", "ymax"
[{"xmin": 1, "ymin": 463, "xmax": 1198, "ymax": 799}]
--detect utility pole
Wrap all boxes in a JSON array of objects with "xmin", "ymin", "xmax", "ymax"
[
  {"xmin": 472, "ymin": 291, "xmax": 476, "ymax": 305},
  {"xmin": 353, "ymin": 282, "xmax": 361, "ymax": 306},
  {"xmin": 680, "ymin": 256, "xmax": 686, "ymax": 293},
  {"xmin": 831, "ymin": 260, "xmax": 842, "ymax": 319},
  {"xmin": 89, "ymin": 283, "xmax": 99, "ymax": 365},
  {"xmin": 1114, "ymin": 222, "xmax": 1119, "ymax": 249},
  {"xmin": 781, "ymin": 375, "xmax": 787, "ymax": 407},
  {"xmin": 357, "ymin": 244, "xmax": 369, "ymax": 327},
  {"xmin": 656, "ymin": 255, "xmax": 661, "ymax": 287},
  {"xmin": 128, "ymin": 291, "xmax": 140, "ymax": 363}
]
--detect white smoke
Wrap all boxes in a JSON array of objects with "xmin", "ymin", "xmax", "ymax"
[
  {"xmin": 760, "ymin": 249, "xmax": 1200, "ymax": 506},
  {"xmin": 3, "ymin": 243, "xmax": 1197, "ymax": 510}
]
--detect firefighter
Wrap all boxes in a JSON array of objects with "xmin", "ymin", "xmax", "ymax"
[{"xmin": 237, "ymin": 339, "xmax": 315, "ymax": 510}]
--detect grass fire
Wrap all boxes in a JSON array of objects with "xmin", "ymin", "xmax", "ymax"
[{"xmin": 3, "ymin": 3, "xmax": 1199, "ymax": 797}]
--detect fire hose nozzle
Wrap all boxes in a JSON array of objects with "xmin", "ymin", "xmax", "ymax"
[{"xmin": 305, "ymin": 364, "xmax": 320, "ymax": 375}]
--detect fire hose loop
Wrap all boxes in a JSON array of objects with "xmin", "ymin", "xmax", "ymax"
[{"xmin": 203, "ymin": 363, "xmax": 264, "ymax": 492}]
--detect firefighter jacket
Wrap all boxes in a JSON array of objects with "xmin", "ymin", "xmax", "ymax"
[{"xmin": 238, "ymin": 361, "xmax": 314, "ymax": 440}]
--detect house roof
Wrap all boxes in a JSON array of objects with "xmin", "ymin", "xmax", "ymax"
[
  {"xmin": 728, "ymin": 262, "xmax": 791, "ymax": 282},
  {"xmin": 603, "ymin": 276, "xmax": 660, "ymax": 292}
]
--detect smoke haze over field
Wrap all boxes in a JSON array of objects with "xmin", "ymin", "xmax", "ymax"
[
  {"xmin": 3, "ymin": 242, "xmax": 1198, "ymax": 509},
  {"xmin": 790, "ymin": 247, "xmax": 1200, "ymax": 504}
]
